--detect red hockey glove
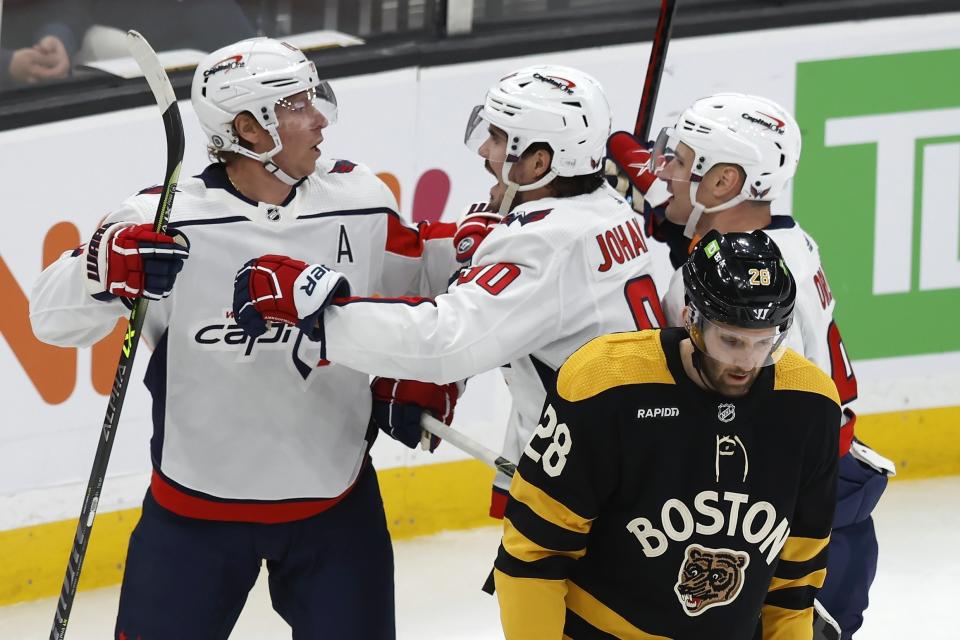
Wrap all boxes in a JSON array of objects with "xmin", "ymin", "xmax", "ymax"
[
  {"xmin": 232, "ymin": 255, "xmax": 350, "ymax": 341},
  {"xmin": 84, "ymin": 222, "xmax": 190, "ymax": 301},
  {"xmin": 454, "ymin": 203, "xmax": 502, "ymax": 263},
  {"xmin": 606, "ymin": 130, "xmax": 671, "ymax": 208},
  {"xmin": 370, "ymin": 377, "xmax": 462, "ymax": 452}
]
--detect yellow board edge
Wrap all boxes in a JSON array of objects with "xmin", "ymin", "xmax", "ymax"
[
  {"xmin": 0, "ymin": 459, "xmax": 495, "ymax": 607},
  {"xmin": 854, "ymin": 405, "xmax": 960, "ymax": 479},
  {"xmin": 2, "ymin": 404, "xmax": 959, "ymax": 607}
]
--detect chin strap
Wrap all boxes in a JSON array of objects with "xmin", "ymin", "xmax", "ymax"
[
  {"xmin": 497, "ymin": 183, "xmax": 519, "ymax": 216},
  {"xmin": 497, "ymin": 160, "xmax": 559, "ymax": 215},
  {"xmin": 682, "ymin": 181, "xmax": 748, "ymax": 238},
  {"xmin": 231, "ymin": 128, "xmax": 302, "ymax": 187},
  {"xmin": 263, "ymin": 160, "xmax": 300, "ymax": 186}
]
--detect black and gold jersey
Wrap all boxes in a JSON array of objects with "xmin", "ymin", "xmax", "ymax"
[{"xmin": 494, "ymin": 327, "xmax": 840, "ymax": 640}]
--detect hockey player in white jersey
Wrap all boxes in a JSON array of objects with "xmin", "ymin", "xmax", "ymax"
[
  {"xmin": 30, "ymin": 37, "xmax": 457, "ymax": 639},
  {"xmin": 608, "ymin": 92, "xmax": 895, "ymax": 639},
  {"xmin": 231, "ymin": 65, "xmax": 669, "ymax": 519}
]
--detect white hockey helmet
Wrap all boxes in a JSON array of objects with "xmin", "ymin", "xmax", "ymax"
[
  {"xmin": 465, "ymin": 65, "xmax": 612, "ymax": 213},
  {"xmin": 652, "ymin": 93, "xmax": 801, "ymax": 237},
  {"xmin": 192, "ymin": 37, "xmax": 338, "ymax": 185}
]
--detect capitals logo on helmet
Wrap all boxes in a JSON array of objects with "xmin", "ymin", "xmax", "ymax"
[{"xmin": 203, "ymin": 54, "xmax": 245, "ymax": 78}]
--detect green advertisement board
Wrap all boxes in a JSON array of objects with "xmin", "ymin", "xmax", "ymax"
[{"xmin": 795, "ymin": 48, "xmax": 960, "ymax": 359}]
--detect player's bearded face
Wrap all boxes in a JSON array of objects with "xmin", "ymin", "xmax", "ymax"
[
  {"xmin": 479, "ymin": 126, "xmax": 510, "ymax": 208},
  {"xmin": 271, "ymin": 90, "xmax": 329, "ymax": 179},
  {"xmin": 697, "ymin": 322, "xmax": 777, "ymax": 397},
  {"xmin": 698, "ymin": 352, "xmax": 762, "ymax": 397}
]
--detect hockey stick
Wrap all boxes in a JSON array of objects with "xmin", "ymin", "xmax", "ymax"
[
  {"xmin": 50, "ymin": 31, "xmax": 184, "ymax": 640},
  {"xmin": 420, "ymin": 414, "xmax": 517, "ymax": 478},
  {"xmin": 633, "ymin": 0, "xmax": 677, "ymax": 140}
]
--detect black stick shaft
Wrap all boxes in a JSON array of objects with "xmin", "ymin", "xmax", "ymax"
[
  {"xmin": 50, "ymin": 32, "xmax": 183, "ymax": 640},
  {"xmin": 634, "ymin": 0, "xmax": 677, "ymax": 140}
]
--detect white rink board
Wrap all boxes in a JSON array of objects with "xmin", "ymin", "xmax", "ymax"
[{"xmin": 2, "ymin": 12, "xmax": 960, "ymax": 530}]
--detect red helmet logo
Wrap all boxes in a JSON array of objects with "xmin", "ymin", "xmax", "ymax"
[
  {"xmin": 204, "ymin": 55, "xmax": 245, "ymax": 78},
  {"xmin": 532, "ymin": 72, "xmax": 576, "ymax": 94}
]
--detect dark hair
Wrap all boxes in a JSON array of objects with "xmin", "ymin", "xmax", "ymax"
[{"xmin": 522, "ymin": 142, "xmax": 605, "ymax": 198}]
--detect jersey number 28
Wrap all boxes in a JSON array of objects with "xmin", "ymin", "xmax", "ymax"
[{"xmin": 524, "ymin": 404, "xmax": 572, "ymax": 477}]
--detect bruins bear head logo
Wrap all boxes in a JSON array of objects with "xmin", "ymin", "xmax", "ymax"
[{"xmin": 674, "ymin": 544, "xmax": 750, "ymax": 616}]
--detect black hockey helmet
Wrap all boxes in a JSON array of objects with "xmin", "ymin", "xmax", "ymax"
[{"xmin": 682, "ymin": 230, "xmax": 796, "ymax": 331}]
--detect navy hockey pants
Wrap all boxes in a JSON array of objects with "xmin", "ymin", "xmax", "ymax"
[
  {"xmin": 818, "ymin": 450, "xmax": 889, "ymax": 639},
  {"xmin": 114, "ymin": 464, "xmax": 395, "ymax": 640}
]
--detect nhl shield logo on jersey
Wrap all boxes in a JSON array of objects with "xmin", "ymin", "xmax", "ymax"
[
  {"xmin": 717, "ymin": 403, "xmax": 736, "ymax": 423},
  {"xmin": 674, "ymin": 544, "xmax": 750, "ymax": 616}
]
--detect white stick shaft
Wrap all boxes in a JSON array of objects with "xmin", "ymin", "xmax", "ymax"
[{"xmin": 420, "ymin": 414, "xmax": 517, "ymax": 478}]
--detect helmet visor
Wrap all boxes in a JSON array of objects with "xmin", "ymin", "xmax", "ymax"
[
  {"xmin": 650, "ymin": 127, "xmax": 676, "ymax": 174},
  {"xmin": 651, "ymin": 126, "xmax": 700, "ymax": 187},
  {"xmin": 275, "ymin": 82, "xmax": 338, "ymax": 124},
  {"xmin": 691, "ymin": 312, "xmax": 790, "ymax": 369},
  {"xmin": 464, "ymin": 105, "xmax": 510, "ymax": 163}
]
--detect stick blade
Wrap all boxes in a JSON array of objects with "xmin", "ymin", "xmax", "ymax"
[{"xmin": 126, "ymin": 30, "xmax": 177, "ymax": 111}]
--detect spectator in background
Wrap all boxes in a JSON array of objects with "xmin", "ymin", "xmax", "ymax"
[
  {"xmin": 91, "ymin": 0, "xmax": 255, "ymax": 52},
  {"xmin": 0, "ymin": 0, "xmax": 91, "ymax": 89}
]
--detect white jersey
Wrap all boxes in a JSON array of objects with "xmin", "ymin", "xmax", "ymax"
[
  {"xmin": 30, "ymin": 159, "xmax": 456, "ymax": 521},
  {"xmin": 322, "ymin": 183, "xmax": 667, "ymax": 501}
]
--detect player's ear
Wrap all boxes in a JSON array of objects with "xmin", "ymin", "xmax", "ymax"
[
  {"xmin": 533, "ymin": 147, "xmax": 553, "ymax": 180},
  {"xmin": 233, "ymin": 112, "xmax": 265, "ymax": 147},
  {"xmin": 712, "ymin": 163, "xmax": 744, "ymax": 201}
]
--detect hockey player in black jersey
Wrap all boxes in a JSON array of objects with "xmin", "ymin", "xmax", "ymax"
[{"xmin": 494, "ymin": 230, "xmax": 840, "ymax": 639}]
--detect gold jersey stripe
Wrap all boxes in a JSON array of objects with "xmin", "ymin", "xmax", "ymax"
[
  {"xmin": 773, "ymin": 350, "xmax": 841, "ymax": 405},
  {"xmin": 779, "ymin": 534, "xmax": 830, "ymax": 563},
  {"xmin": 510, "ymin": 470, "xmax": 594, "ymax": 534},
  {"xmin": 503, "ymin": 516, "xmax": 587, "ymax": 563},
  {"xmin": 566, "ymin": 581, "xmax": 673, "ymax": 640},
  {"xmin": 768, "ymin": 567, "xmax": 827, "ymax": 592},
  {"xmin": 494, "ymin": 569, "xmax": 568, "ymax": 639},
  {"xmin": 761, "ymin": 603, "xmax": 814, "ymax": 639},
  {"xmin": 558, "ymin": 330, "xmax": 675, "ymax": 402}
]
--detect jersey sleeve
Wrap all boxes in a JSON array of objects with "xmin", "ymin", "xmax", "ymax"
[
  {"xmin": 761, "ymin": 399, "xmax": 840, "ymax": 639},
  {"xmin": 378, "ymin": 214, "xmax": 458, "ymax": 297},
  {"xmin": 362, "ymin": 172, "xmax": 457, "ymax": 298},
  {"xmin": 494, "ymin": 390, "xmax": 619, "ymax": 639},
  {"xmin": 29, "ymin": 201, "xmax": 152, "ymax": 348},
  {"xmin": 322, "ymin": 226, "xmax": 567, "ymax": 383}
]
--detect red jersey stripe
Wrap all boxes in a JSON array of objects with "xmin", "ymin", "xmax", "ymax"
[{"xmin": 150, "ymin": 470, "xmax": 360, "ymax": 524}]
